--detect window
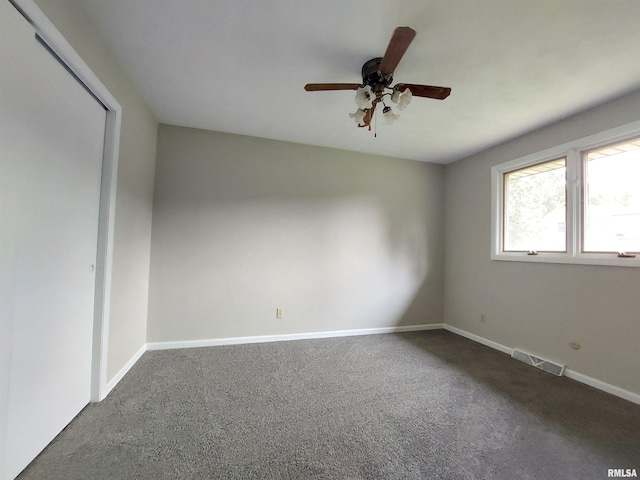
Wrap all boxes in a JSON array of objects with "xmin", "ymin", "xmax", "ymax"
[
  {"xmin": 504, "ymin": 158, "xmax": 566, "ymax": 252},
  {"xmin": 583, "ymin": 138, "xmax": 640, "ymax": 253},
  {"xmin": 492, "ymin": 121, "xmax": 640, "ymax": 267}
]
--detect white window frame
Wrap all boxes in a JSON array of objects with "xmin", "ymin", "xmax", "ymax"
[{"xmin": 491, "ymin": 120, "xmax": 640, "ymax": 268}]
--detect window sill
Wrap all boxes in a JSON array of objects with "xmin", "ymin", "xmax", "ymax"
[{"xmin": 491, "ymin": 251, "xmax": 640, "ymax": 268}]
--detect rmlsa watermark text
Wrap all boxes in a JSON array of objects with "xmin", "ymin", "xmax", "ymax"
[{"xmin": 608, "ymin": 469, "xmax": 638, "ymax": 478}]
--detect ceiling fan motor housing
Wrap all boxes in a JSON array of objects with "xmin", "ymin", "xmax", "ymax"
[{"xmin": 362, "ymin": 57, "xmax": 393, "ymax": 94}]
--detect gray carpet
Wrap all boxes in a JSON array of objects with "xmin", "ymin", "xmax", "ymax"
[{"xmin": 18, "ymin": 330, "xmax": 640, "ymax": 479}]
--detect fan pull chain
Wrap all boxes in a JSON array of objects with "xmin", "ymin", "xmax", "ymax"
[{"xmin": 374, "ymin": 105, "xmax": 377, "ymax": 138}]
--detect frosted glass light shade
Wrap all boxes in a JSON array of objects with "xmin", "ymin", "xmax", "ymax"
[
  {"xmin": 349, "ymin": 109, "xmax": 367, "ymax": 126},
  {"xmin": 382, "ymin": 106, "xmax": 399, "ymax": 125},
  {"xmin": 391, "ymin": 88, "xmax": 412, "ymax": 110},
  {"xmin": 354, "ymin": 85, "xmax": 374, "ymax": 109}
]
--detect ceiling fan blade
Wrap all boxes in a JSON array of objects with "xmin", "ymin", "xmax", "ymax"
[
  {"xmin": 396, "ymin": 83, "xmax": 451, "ymax": 100},
  {"xmin": 378, "ymin": 27, "xmax": 416, "ymax": 76},
  {"xmin": 359, "ymin": 102, "xmax": 377, "ymax": 128},
  {"xmin": 304, "ymin": 83, "xmax": 361, "ymax": 91}
]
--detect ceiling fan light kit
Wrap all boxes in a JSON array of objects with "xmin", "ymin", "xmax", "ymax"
[
  {"xmin": 349, "ymin": 108, "xmax": 367, "ymax": 126},
  {"xmin": 391, "ymin": 88, "xmax": 412, "ymax": 110},
  {"xmin": 304, "ymin": 27, "xmax": 451, "ymax": 134},
  {"xmin": 382, "ymin": 105, "xmax": 399, "ymax": 125},
  {"xmin": 354, "ymin": 84, "xmax": 375, "ymax": 110}
]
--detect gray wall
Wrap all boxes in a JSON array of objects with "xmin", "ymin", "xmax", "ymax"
[
  {"xmin": 444, "ymin": 89, "xmax": 640, "ymax": 396},
  {"xmin": 148, "ymin": 125, "xmax": 444, "ymax": 342},
  {"xmin": 35, "ymin": 0, "xmax": 158, "ymax": 380}
]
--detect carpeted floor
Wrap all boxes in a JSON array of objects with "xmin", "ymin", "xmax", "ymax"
[{"xmin": 18, "ymin": 330, "xmax": 640, "ymax": 479}]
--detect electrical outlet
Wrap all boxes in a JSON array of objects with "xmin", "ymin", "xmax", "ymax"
[{"xmin": 276, "ymin": 307, "xmax": 284, "ymax": 319}]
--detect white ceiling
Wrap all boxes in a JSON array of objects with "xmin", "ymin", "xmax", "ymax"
[{"xmin": 77, "ymin": 0, "xmax": 640, "ymax": 164}]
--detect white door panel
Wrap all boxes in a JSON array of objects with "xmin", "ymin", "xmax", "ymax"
[{"xmin": 0, "ymin": 2, "xmax": 106, "ymax": 479}]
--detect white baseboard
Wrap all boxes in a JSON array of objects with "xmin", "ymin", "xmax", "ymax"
[
  {"xmin": 146, "ymin": 323, "xmax": 443, "ymax": 351},
  {"xmin": 101, "ymin": 344, "xmax": 147, "ymax": 400},
  {"xmin": 442, "ymin": 324, "xmax": 640, "ymax": 406},
  {"xmin": 442, "ymin": 325, "xmax": 514, "ymax": 356},
  {"xmin": 101, "ymin": 323, "xmax": 640, "ymax": 406},
  {"xmin": 563, "ymin": 369, "xmax": 640, "ymax": 405},
  {"xmin": 100, "ymin": 325, "xmax": 440, "ymax": 400}
]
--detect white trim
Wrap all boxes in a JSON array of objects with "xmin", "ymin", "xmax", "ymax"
[
  {"xmin": 98, "ymin": 323, "xmax": 640, "ymax": 406},
  {"xmin": 490, "ymin": 119, "xmax": 640, "ymax": 268},
  {"xmin": 442, "ymin": 324, "xmax": 640, "ymax": 406},
  {"xmin": 443, "ymin": 325, "xmax": 514, "ymax": 355},
  {"xmin": 563, "ymin": 369, "xmax": 640, "ymax": 406},
  {"xmin": 146, "ymin": 324, "xmax": 443, "ymax": 351},
  {"xmin": 93, "ymin": 110, "xmax": 120, "ymax": 402},
  {"xmin": 12, "ymin": 0, "xmax": 123, "ymax": 402},
  {"xmin": 10, "ymin": 0, "xmax": 121, "ymax": 110},
  {"xmin": 103, "ymin": 345, "xmax": 147, "ymax": 398}
]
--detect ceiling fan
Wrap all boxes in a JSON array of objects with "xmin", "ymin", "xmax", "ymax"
[{"xmin": 304, "ymin": 27, "xmax": 451, "ymax": 131}]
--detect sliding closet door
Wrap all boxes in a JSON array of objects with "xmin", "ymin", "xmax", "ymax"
[{"xmin": 0, "ymin": 2, "xmax": 106, "ymax": 479}]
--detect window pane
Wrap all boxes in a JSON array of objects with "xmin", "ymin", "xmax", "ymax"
[
  {"xmin": 504, "ymin": 158, "xmax": 566, "ymax": 251},
  {"xmin": 583, "ymin": 138, "xmax": 640, "ymax": 252}
]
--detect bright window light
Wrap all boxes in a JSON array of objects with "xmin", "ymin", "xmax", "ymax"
[
  {"xmin": 503, "ymin": 158, "xmax": 566, "ymax": 252},
  {"xmin": 491, "ymin": 121, "xmax": 640, "ymax": 267},
  {"xmin": 583, "ymin": 138, "xmax": 640, "ymax": 253}
]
